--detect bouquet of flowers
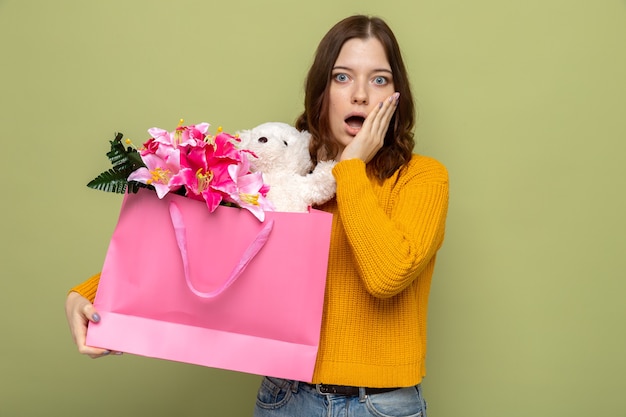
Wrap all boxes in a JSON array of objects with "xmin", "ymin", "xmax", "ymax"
[{"xmin": 87, "ymin": 120, "xmax": 274, "ymax": 221}]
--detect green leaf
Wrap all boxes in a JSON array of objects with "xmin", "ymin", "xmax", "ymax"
[
  {"xmin": 86, "ymin": 132, "xmax": 148, "ymax": 194},
  {"xmin": 106, "ymin": 132, "xmax": 144, "ymax": 172},
  {"xmin": 86, "ymin": 168, "xmax": 131, "ymax": 193},
  {"xmin": 127, "ymin": 180, "xmax": 155, "ymax": 194}
]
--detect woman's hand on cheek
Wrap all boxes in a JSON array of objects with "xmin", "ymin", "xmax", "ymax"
[{"xmin": 340, "ymin": 92, "xmax": 399, "ymax": 163}]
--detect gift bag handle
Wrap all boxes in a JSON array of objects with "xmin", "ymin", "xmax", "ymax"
[{"xmin": 168, "ymin": 201, "xmax": 274, "ymax": 299}]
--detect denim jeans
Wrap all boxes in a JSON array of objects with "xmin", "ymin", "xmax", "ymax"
[{"xmin": 253, "ymin": 377, "xmax": 427, "ymax": 417}]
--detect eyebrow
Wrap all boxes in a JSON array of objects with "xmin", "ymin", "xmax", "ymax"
[{"xmin": 332, "ymin": 65, "xmax": 393, "ymax": 74}]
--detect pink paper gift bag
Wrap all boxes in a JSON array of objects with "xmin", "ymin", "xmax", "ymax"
[{"xmin": 86, "ymin": 188, "xmax": 332, "ymax": 382}]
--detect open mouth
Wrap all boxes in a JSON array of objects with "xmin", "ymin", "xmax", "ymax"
[{"xmin": 345, "ymin": 115, "xmax": 365, "ymax": 130}]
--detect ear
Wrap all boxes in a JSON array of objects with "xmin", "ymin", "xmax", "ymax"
[
  {"xmin": 299, "ymin": 129, "xmax": 312, "ymax": 141},
  {"xmin": 236, "ymin": 129, "xmax": 251, "ymax": 145}
]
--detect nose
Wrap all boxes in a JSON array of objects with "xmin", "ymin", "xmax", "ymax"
[{"xmin": 351, "ymin": 82, "xmax": 368, "ymax": 105}]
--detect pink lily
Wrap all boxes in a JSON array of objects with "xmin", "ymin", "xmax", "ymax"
[
  {"xmin": 171, "ymin": 140, "xmax": 239, "ymax": 212},
  {"xmin": 223, "ymin": 159, "xmax": 274, "ymax": 221},
  {"xmin": 146, "ymin": 122, "xmax": 210, "ymax": 150},
  {"xmin": 127, "ymin": 152, "xmax": 182, "ymax": 198},
  {"xmin": 170, "ymin": 167, "xmax": 228, "ymax": 212}
]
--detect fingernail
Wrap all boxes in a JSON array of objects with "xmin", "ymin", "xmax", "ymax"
[
  {"xmin": 101, "ymin": 350, "xmax": 111, "ymax": 356},
  {"xmin": 92, "ymin": 313, "xmax": 101, "ymax": 323},
  {"xmin": 379, "ymin": 101, "xmax": 383, "ymax": 109},
  {"xmin": 114, "ymin": 352, "xmax": 124, "ymax": 356}
]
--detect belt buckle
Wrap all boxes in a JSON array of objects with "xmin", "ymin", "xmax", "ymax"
[
  {"xmin": 316, "ymin": 384, "xmax": 332, "ymax": 394},
  {"xmin": 315, "ymin": 384, "xmax": 358, "ymax": 396}
]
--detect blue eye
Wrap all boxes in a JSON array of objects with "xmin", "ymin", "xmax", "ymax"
[
  {"xmin": 334, "ymin": 73, "xmax": 349, "ymax": 82},
  {"xmin": 373, "ymin": 76, "xmax": 388, "ymax": 85}
]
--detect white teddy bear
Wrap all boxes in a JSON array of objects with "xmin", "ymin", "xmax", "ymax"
[{"xmin": 236, "ymin": 122, "xmax": 337, "ymax": 212}]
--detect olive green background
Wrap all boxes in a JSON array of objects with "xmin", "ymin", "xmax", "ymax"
[{"xmin": 1, "ymin": 0, "xmax": 624, "ymax": 416}]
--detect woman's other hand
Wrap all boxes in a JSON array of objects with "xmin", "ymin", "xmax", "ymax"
[{"xmin": 65, "ymin": 291, "xmax": 118, "ymax": 358}]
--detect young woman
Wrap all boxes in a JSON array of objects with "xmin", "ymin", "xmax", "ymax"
[{"xmin": 66, "ymin": 15, "xmax": 448, "ymax": 417}]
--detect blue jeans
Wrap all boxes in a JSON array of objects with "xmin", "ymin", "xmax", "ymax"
[{"xmin": 253, "ymin": 377, "xmax": 427, "ymax": 417}]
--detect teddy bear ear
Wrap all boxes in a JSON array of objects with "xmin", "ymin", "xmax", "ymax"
[{"xmin": 236, "ymin": 129, "xmax": 250, "ymax": 141}]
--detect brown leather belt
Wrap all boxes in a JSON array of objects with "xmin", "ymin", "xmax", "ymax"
[{"xmin": 306, "ymin": 383, "xmax": 399, "ymax": 396}]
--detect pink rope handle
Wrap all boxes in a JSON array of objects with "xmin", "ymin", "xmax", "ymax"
[{"xmin": 168, "ymin": 201, "xmax": 274, "ymax": 299}]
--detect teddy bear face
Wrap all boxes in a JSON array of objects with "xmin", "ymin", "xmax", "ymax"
[{"xmin": 237, "ymin": 122, "xmax": 313, "ymax": 176}]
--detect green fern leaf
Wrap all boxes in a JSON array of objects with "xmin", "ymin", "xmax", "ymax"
[
  {"xmin": 127, "ymin": 180, "xmax": 155, "ymax": 194},
  {"xmin": 106, "ymin": 132, "xmax": 143, "ymax": 172},
  {"xmin": 87, "ymin": 132, "xmax": 148, "ymax": 194},
  {"xmin": 86, "ymin": 168, "xmax": 131, "ymax": 193}
]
